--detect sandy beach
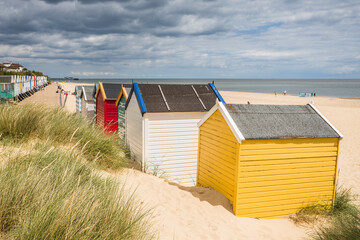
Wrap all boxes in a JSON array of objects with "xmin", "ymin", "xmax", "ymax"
[{"xmin": 20, "ymin": 82, "xmax": 360, "ymax": 239}]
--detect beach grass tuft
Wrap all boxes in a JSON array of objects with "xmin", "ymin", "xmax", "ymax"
[
  {"xmin": 0, "ymin": 144, "xmax": 154, "ymax": 239},
  {"xmin": 0, "ymin": 103, "xmax": 155, "ymax": 239},
  {"xmin": 290, "ymin": 187, "xmax": 360, "ymax": 240},
  {"xmin": 312, "ymin": 211, "xmax": 360, "ymax": 240},
  {"xmin": 0, "ymin": 104, "xmax": 126, "ymax": 169},
  {"xmin": 311, "ymin": 188, "xmax": 360, "ymax": 240}
]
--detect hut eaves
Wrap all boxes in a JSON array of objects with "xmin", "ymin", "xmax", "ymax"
[{"xmin": 115, "ymin": 86, "xmax": 129, "ymax": 106}]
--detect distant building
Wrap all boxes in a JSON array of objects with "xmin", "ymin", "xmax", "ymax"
[
  {"xmin": 1, "ymin": 62, "xmax": 24, "ymax": 72},
  {"xmin": 2, "ymin": 62, "xmax": 11, "ymax": 68}
]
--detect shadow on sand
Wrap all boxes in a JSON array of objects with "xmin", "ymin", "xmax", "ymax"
[{"xmin": 166, "ymin": 180, "xmax": 234, "ymax": 214}]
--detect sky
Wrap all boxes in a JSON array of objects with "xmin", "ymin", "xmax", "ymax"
[{"xmin": 0, "ymin": 0, "xmax": 359, "ymax": 78}]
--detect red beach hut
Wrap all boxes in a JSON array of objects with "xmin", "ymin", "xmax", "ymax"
[{"xmin": 95, "ymin": 82, "xmax": 124, "ymax": 133}]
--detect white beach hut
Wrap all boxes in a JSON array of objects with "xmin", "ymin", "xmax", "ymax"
[
  {"xmin": 125, "ymin": 82, "xmax": 225, "ymax": 186},
  {"xmin": 80, "ymin": 85, "xmax": 96, "ymax": 121}
]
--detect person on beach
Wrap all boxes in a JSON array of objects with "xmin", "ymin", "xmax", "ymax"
[
  {"xmin": 274, "ymin": 91, "xmax": 277, "ymax": 96},
  {"xmin": 283, "ymin": 90, "xmax": 287, "ymax": 95}
]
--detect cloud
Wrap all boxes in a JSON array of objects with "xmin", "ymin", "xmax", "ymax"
[
  {"xmin": 0, "ymin": 0, "xmax": 359, "ymax": 78},
  {"xmin": 334, "ymin": 66, "xmax": 357, "ymax": 74},
  {"xmin": 70, "ymin": 71, "xmax": 115, "ymax": 76}
]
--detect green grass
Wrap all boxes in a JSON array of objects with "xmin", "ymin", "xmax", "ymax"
[
  {"xmin": 0, "ymin": 104, "xmax": 126, "ymax": 169},
  {"xmin": 290, "ymin": 187, "xmax": 360, "ymax": 240},
  {"xmin": 0, "ymin": 104, "xmax": 156, "ymax": 239},
  {"xmin": 311, "ymin": 188, "xmax": 360, "ymax": 240},
  {"xmin": 330, "ymin": 188, "xmax": 359, "ymax": 216},
  {"xmin": 291, "ymin": 188, "xmax": 359, "ymax": 224},
  {"xmin": 313, "ymin": 212, "xmax": 360, "ymax": 240},
  {"xmin": 0, "ymin": 147, "xmax": 154, "ymax": 239}
]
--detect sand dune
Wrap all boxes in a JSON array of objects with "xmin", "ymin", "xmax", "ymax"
[{"xmin": 21, "ymin": 82, "xmax": 360, "ymax": 239}]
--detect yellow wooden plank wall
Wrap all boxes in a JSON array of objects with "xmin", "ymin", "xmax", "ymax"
[
  {"xmin": 236, "ymin": 138, "xmax": 339, "ymax": 219},
  {"xmin": 197, "ymin": 110, "xmax": 238, "ymax": 202}
]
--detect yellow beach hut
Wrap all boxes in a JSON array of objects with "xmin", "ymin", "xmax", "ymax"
[{"xmin": 197, "ymin": 102, "xmax": 343, "ymax": 219}]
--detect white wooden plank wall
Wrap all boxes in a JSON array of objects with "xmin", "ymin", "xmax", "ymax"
[
  {"xmin": 146, "ymin": 112, "xmax": 204, "ymax": 186},
  {"xmin": 126, "ymin": 95, "xmax": 143, "ymax": 163}
]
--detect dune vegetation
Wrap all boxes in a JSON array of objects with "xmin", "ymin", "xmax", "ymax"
[
  {"xmin": 290, "ymin": 187, "xmax": 360, "ymax": 240},
  {"xmin": 0, "ymin": 104, "xmax": 155, "ymax": 239},
  {"xmin": 0, "ymin": 104, "xmax": 126, "ymax": 169},
  {"xmin": 311, "ymin": 188, "xmax": 360, "ymax": 240}
]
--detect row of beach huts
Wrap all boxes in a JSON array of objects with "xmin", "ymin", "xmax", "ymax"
[
  {"xmin": 0, "ymin": 75, "xmax": 48, "ymax": 101},
  {"xmin": 75, "ymin": 81, "xmax": 343, "ymax": 219}
]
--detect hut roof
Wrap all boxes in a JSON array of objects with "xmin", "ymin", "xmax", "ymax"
[
  {"xmin": 115, "ymin": 85, "xmax": 132, "ymax": 106},
  {"xmin": 8, "ymin": 63, "xmax": 23, "ymax": 69},
  {"xmin": 125, "ymin": 83, "xmax": 225, "ymax": 114},
  {"xmin": 102, "ymin": 83, "xmax": 123, "ymax": 99},
  {"xmin": 95, "ymin": 82, "xmax": 131, "ymax": 100},
  {"xmin": 74, "ymin": 85, "xmax": 83, "ymax": 97},
  {"xmin": 80, "ymin": 86, "xmax": 95, "ymax": 101},
  {"xmin": 199, "ymin": 102, "xmax": 343, "ymax": 142}
]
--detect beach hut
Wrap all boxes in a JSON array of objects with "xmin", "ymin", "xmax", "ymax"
[
  {"xmin": 0, "ymin": 76, "xmax": 13, "ymax": 99},
  {"xmin": 125, "ymin": 83, "xmax": 225, "ymax": 185},
  {"xmin": 80, "ymin": 86, "xmax": 96, "ymax": 121},
  {"xmin": 74, "ymin": 85, "xmax": 83, "ymax": 113},
  {"xmin": 95, "ymin": 82, "xmax": 125, "ymax": 133},
  {"xmin": 115, "ymin": 84, "xmax": 131, "ymax": 139},
  {"xmin": 197, "ymin": 102, "xmax": 343, "ymax": 219}
]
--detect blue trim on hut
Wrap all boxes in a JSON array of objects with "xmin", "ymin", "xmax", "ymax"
[
  {"xmin": 209, "ymin": 83, "xmax": 226, "ymax": 104},
  {"xmin": 134, "ymin": 83, "xmax": 147, "ymax": 114},
  {"xmin": 125, "ymin": 83, "xmax": 147, "ymax": 115}
]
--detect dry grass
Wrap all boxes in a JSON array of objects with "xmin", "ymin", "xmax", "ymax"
[
  {"xmin": 290, "ymin": 188, "xmax": 360, "ymax": 240},
  {"xmin": 0, "ymin": 104, "xmax": 126, "ymax": 169},
  {"xmin": 0, "ymin": 104, "xmax": 156, "ymax": 239}
]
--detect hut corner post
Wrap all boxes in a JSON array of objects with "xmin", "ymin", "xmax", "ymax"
[
  {"xmin": 196, "ymin": 130, "xmax": 201, "ymax": 186},
  {"xmin": 332, "ymin": 138, "xmax": 341, "ymax": 207},
  {"xmin": 233, "ymin": 142, "xmax": 240, "ymax": 216}
]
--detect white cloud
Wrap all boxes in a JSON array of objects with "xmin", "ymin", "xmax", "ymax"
[
  {"xmin": 334, "ymin": 66, "xmax": 357, "ymax": 74},
  {"xmin": 70, "ymin": 71, "xmax": 115, "ymax": 76}
]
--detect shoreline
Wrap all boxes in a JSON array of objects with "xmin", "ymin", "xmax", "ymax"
[
  {"xmin": 218, "ymin": 90, "xmax": 360, "ymax": 100},
  {"xmin": 50, "ymin": 81, "xmax": 360, "ymax": 100}
]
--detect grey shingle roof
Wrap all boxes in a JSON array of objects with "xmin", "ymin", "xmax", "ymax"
[
  {"xmin": 225, "ymin": 104, "xmax": 340, "ymax": 139},
  {"xmin": 102, "ymin": 83, "xmax": 123, "ymax": 99},
  {"xmin": 102, "ymin": 83, "xmax": 132, "ymax": 99},
  {"xmin": 74, "ymin": 85, "xmax": 83, "ymax": 97},
  {"xmin": 81, "ymin": 86, "xmax": 95, "ymax": 101},
  {"xmin": 138, "ymin": 84, "xmax": 218, "ymax": 112}
]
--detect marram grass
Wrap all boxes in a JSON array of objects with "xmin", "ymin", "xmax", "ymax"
[
  {"xmin": 0, "ymin": 146, "xmax": 155, "ymax": 239},
  {"xmin": 290, "ymin": 187, "xmax": 360, "ymax": 240},
  {"xmin": 311, "ymin": 188, "xmax": 360, "ymax": 240},
  {"xmin": 0, "ymin": 104, "xmax": 156, "ymax": 239},
  {"xmin": 0, "ymin": 104, "xmax": 125, "ymax": 169}
]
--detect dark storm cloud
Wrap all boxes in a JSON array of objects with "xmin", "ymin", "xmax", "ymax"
[{"xmin": 41, "ymin": 0, "xmax": 130, "ymax": 4}]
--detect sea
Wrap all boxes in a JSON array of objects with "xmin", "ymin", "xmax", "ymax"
[{"xmin": 50, "ymin": 78, "xmax": 360, "ymax": 99}]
